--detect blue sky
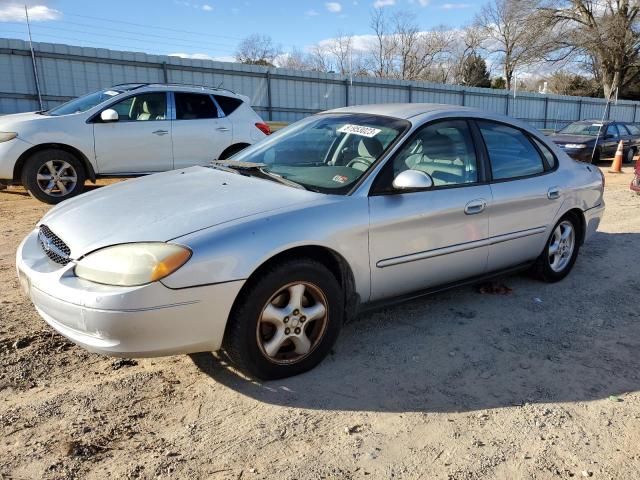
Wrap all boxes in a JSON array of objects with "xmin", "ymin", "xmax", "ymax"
[{"xmin": 0, "ymin": 0, "xmax": 483, "ymax": 61}]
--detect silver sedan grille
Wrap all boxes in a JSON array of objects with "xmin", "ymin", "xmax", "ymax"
[{"xmin": 38, "ymin": 225, "xmax": 71, "ymax": 265}]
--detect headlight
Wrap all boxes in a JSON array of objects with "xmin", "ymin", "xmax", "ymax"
[
  {"xmin": 0, "ymin": 132, "xmax": 17, "ymax": 143},
  {"xmin": 75, "ymin": 243, "xmax": 191, "ymax": 286},
  {"xmin": 564, "ymin": 143, "xmax": 588, "ymax": 149}
]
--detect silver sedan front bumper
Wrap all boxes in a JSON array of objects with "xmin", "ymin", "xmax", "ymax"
[{"xmin": 16, "ymin": 228, "xmax": 244, "ymax": 357}]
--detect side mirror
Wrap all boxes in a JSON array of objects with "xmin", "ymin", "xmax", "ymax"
[
  {"xmin": 100, "ymin": 109, "xmax": 119, "ymax": 122},
  {"xmin": 392, "ymin": 169, "xmax": 433, "ymax": 190}
]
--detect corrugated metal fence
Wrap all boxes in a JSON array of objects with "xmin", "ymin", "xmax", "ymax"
[{"xmin": 2, "ymin": 37, "xmax": 640, "ymax": 129}]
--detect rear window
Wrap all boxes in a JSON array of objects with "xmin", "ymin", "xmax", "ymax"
[
  {"xmin": 478, "ymin": 121, "xmax": 545, "ymax": 180},
  {"xmin": 214, "ymin": 95, "xmax": 243, "ymax": 116},
  {"xmin": 627, "ymin": 124, "xmax": 640, "ymax": 135},
  {"xmin": 175, "ymin": 93, "xmax": 218, "ymax": 120}
]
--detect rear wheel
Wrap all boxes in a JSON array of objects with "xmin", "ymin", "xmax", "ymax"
[
  {"xmin": 223, "ymin": 259, "xmax": 343, "ymax": 379},
  {"xmin": 531, "ymin": 214, "xmax": 580, "ymax": 283},
  {"xmin": 625, "ymin": 147, "xmax": 636, "ymax": 164},
  {"xmin": 21, "ymin": 149, "xmax": 85, "ymax": 204}
]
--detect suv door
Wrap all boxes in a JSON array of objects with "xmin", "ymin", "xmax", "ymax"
[
  {"xmin": 368, "ymin": 119, "xmax": 491, "ymax": 300},
  {"xmin": 93, "ymin": 92, "xmax": 172, "ymax": 174},
  {"xmin": 171, "ymin": 92, "xmax": 232, "ymax": 168},
  {"xmin": 475, "ymin": 120, "xmax": 560, "ymax": 272}
]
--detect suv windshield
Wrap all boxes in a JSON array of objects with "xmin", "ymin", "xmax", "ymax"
[
  {"xmin": 46, "ymin": 89, "xmax": 123, "ymax": 116},
  {"xmin": 229, "ymin": 113, "xmax": 408, "ymax": 193},
  {"xmin": 558, "ymin": 122, "xmax": 604, "ymax": 136}
]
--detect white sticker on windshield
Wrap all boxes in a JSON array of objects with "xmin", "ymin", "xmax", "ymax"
[
  {"xmin": 337, "ymin": 124, "xmax": 381, "ymax": 138},
  {"xmin": 104, "ymin": 90, "xmax": 120, "ymax": 96},
  {"xmin": 591, "ymin": 123, "xmax": 603, "ymax": 127}
]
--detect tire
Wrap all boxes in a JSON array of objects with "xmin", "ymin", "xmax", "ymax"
[
  {"xmin": 531, "ymin": 213, "xmax": 581, "ymax": 283},
  {"xmin": 219, "ymin": 143, "xmax": 250, "ymax": 160},
  {"xmin": 223, "ymin": 259, "xmax": 344, "ymax": 380},
  {"xmin": 21, "ymin": 149, "xmax": 85, "ymax": 204},
  {"xmin": 625, "ymin": 147, "xmax": 636, "ymax": 164}
]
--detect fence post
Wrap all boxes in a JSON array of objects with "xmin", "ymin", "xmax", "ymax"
[
  {"xmin": 505, "ymin": 93, "xmax": 510, "ymax": 115},
  {"xmin": 162, "ymin": 62, "xmax": 169, "ymax": 83},
  {"xmin": 345, "ymin": 78, "xmax": 350, "ymax": 107},
  {"xmin": 578, "ymin": 98, "xmax": 583, "ymax": 121},
  {"xmin": 266, "ymin": 70, "xmax": 273, "ymax": 121},
  {"xmin": 461, "ymin": 89, "xmax": 466, "ymax": 106},
  {"xmin": 543, "ymin": 96, "xmax": 549, "ymax": 129},
  {"xmin": 407, "ymin": 84, "xmax": 413, "ymax": 103},
  {"xmin": 634, "ymin": 103, "xmax": 638, "ymax": 123}
]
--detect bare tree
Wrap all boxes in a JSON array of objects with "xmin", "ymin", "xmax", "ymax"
[
  {"xmin": 367, "ymin": 8, "xmax": 396, "ymax": 78},
  {"xmin": 540, "ymin": 0, "xmax": 640, "ymax": 99},
  {"xmin": 276, "ymin": 48, "xmax": 312, "ymax": 70},
  {"xmin": 327, "ymin": 32, "xmax": 354, "ymax": 75},
  {"xmin": 235, "ymin": 34, "xmax": 281, "ymax": 66},
  {"xmin": 475, "ymin": 0, "xmax": 553, "ymax": 90}
]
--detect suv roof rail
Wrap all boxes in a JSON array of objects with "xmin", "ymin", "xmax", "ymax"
[
  {"xmin": 146, "ymin": 83, "xmax": 238, "ymax": 95},
  {"xmin": 110, "ymin": 83, "xmax": 151, "ymax": 90}
]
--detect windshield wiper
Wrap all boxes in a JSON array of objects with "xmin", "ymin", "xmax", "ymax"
[{"xmin": 210, "ymin": 160, "xmax": 308, "ymax": 190}]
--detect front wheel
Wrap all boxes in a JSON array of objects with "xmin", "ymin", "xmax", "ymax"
[
  {"xmin": 21, "ymin": 149, "xmax": 85, "ymax": 204},
  {"xmin": 531, "ymin": 214, "xmax": 580, "ymax": 282},
  {"xmin": 223, "ymin": 259, "xmax": 343, "ymax": 379}
]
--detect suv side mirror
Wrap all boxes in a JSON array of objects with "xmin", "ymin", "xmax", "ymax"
[
  {"xmin": 392, "ymin": 170, "xmax": 434, "ymax": 190},
  {"xmin": 100, "ymin": 109, "xmax": 119, "ymax": 122}
]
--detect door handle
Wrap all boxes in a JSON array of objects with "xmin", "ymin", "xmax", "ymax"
[
  {"xmin": 464, "ymin": 199, "xmax": 486, "ymax": 215},
  {"xmin": 547, "ymin": 187, "xmax": 561, "ymax": 200},
  {"xmin": 216, "ymin": 127, "xmax": 230, "ymax": 132},
  {"xmin": 152, "ymin": 129, "xmax": 169, "ymax": 136}
]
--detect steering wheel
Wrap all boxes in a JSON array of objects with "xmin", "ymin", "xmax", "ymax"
[{"xmin": 346, "ymin": 157, "xmax": 373, "ymax": 171}]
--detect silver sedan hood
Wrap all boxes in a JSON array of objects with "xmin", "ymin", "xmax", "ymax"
[{"xmin": 40, "ymin": 166, "xmax": 321, "ymax": 257}]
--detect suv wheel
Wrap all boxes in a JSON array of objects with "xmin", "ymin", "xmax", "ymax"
[
  {"xmin": 223, "ymin": 259, "xmax": 343, "ymax": 379},
  {"xmin": 21, "ymin": 149, "xmax": 86, "ymax": 204}
]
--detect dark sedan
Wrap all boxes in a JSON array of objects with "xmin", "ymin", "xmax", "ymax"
[{"xmin": 550, "ymin": 120, "xmax": 640, "ymax": 164}]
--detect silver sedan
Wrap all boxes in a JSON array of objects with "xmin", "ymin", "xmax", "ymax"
[{"xmin": 16, "ymin": 104, "xmax": 605, "ymax": 379}]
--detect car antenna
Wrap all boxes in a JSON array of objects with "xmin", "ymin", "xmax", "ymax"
[{"xmin": 591, "ymin": 89, "xmax": 616, "ymax": 163}]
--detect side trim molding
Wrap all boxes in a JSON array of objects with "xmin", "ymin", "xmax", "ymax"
[{"xmin": 376, "ymin": 226, "xmax": 546, "ymax": 268}]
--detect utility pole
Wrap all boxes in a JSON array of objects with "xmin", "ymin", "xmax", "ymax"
[{"xmin": 25, "ymin": 4, "xmax": 43, "ymax": 111}]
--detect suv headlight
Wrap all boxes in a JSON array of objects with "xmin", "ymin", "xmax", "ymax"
[
  {"xmin": 564, "ymin": 143, "xmax": 587, "ymax": 149},
  {"xmin": 75, "ymin": 243, "xmax": 191, "ymax": 286},
  {"xmin": 0, "ymin": 132, "xmax": 17, "ymax": 143}
]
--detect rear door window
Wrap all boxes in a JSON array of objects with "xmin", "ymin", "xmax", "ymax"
[
  {"xmin": 618, "ymin": 124, "xmax": 632, "ymax": 136},
  {"xmin": 214, "ymin": 95, "xmax": 243, "ymax": 116},
  {"xmin": 626, "ymin": 124, "xmax": 640, "ymax": 135},
  {"xmin": 477, "ymin": 121, "xmax": 545, "ymax": 180},
  {"xmin": 174, "ymin": 93, "xmax": 218, "ymax": 120}
]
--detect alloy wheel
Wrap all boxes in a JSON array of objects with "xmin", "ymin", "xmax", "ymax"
[
  {"xmin": 256, "ymin": 282, "xmax": 329, "ymax": 364},
  {"xmin": 36, "ymin": 160, "xmax": 78, "ymax": 197},
  {"xmin": 548, "ymin": 220, "xmax": 575, "ymax": 272}
]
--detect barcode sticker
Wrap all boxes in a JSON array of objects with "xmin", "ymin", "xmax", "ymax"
[{"xmin": 337, "ymin": 124, "xmax": 381, "ymax": 138}]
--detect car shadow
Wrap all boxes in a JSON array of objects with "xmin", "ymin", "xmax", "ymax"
[{"xmin": 190, "ymin": 231, "xmax": 640, "ymax": 413}]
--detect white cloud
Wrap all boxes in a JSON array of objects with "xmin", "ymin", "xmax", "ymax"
[
  {"xmin": 0, "ymin": 3, "xmax": 61, "ymax": 22},
  {"xmin": 408, "ymin": 0, "xmax": 430, "ymax": 6},
  {"xmin": 440, "ymin": 2, "xmax": 472, "ymax": 9},
  {"xmin": 305, "ymin": 9, "xmax": 319, "ymax": 16},
  {"xmin": 202, "ymin": 4, "xmax": 213, "ymax": 11},
  {"xmin": 169, "ymin": 53, "xmax": 236, "ymax": 63},
  {"xmin": 373, "ymin": 0, "xmax": 395, "ymax": 7},
  {"xmin": 325, "ymin": 2, "xmax": 342, "ymax": 13}
]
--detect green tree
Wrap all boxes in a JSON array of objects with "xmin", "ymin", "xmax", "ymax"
[
  {"xmin": 461, "ymin": 54, "xmax": 491, "ymax": 87},
  {"xmin": 491, "ymin": 76, "xmax": 507, "ymax": 89}
]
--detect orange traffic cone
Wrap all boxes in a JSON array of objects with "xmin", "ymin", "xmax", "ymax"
[{"xmin": 609, "ymin": 140, "xmax": 624, "ymax": 173}]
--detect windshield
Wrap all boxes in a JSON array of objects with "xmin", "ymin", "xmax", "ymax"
[
  {"xmin": 558, "ymin": 122, "xmax": 604, "ymax": 136},
  {"xmin": 46, "ymin": 89, "xmax": 123, "ymax": 116},
  {"xmin": 229, "ymin": 113, "xmax": 409, "ymax": 193}
]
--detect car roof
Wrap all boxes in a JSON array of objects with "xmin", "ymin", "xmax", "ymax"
[{"xmin": 325, "ymin": 103, "xmax": 477, "ymax": 120}]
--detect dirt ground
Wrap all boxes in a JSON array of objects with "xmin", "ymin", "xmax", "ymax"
[{"xmin": 1, "ymin": 166, "xmax": 639, "ymax": 480}]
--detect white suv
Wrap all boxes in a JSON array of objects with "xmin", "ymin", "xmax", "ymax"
[{"xmin": 0, "ymin": 83, "xmax": 270, "ymax": 203}]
